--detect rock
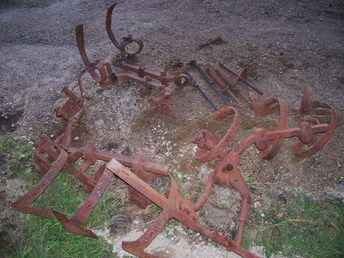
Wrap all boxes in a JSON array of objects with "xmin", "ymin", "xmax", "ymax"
[
  {"xmin": 326, "ymin": 182, "xmax": 344, "ymax": 203},
  {"xmin": 109, "ymin": 213, "xmax": 132, "ymax": 235}
]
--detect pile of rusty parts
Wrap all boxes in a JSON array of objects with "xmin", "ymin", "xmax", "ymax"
[{"xmin": 11, "ymin": 3, "xmax": 338, "ymax": 258}]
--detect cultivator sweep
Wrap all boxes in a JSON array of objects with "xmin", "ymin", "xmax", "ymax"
[{"xmin": 10, "ymin": 2, "xmax": 339, "ymax": 258}]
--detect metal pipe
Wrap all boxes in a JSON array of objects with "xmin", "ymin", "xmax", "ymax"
[
  {"xmin": 189, "ymin": 60, "xmax": 231, "ymax": 105},
  {"xmin": 184, "ymin": 72, "xmax": 218, "ymax": 111},
  {"xmin": 218, "ymin": 62, "xmax": 263, "ymax": 95},
  {"xmin": 206, "ymin": 66, "xmax": 240, "ymax": 104}
]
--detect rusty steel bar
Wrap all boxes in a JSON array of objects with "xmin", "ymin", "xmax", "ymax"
[
  {"xmin": 184, "ymin": 72, "xmax": 218, "ymax": 111},
  {"xmin": 206, "ymin": 65, "xmax": 241, "ymax": 104},
  {"xmin": 189, "ymin": 60, "xmax": 231, "ymax": 105},
  {"xmin": 215, "ymin": 66, "xmax": 249, "ymax": 103},
  {"xmin": 117, "ymin": 63, "xmax": 175, "ymax": 84},
  {"xmin": 193, "ymin": 106, "xmax": 240, "ymax": 162},
  {"xmin": 254, "ymin": 97, "xmax": 289, "ymax": 160},
  {"xmin": 53, "ymin": 167, "xmax": 112, "ymax": 238},
  {"xmin": 249, "ymin": 92, "xmax": 279, "ymax": 117},
  {"xmin": 219, "ymin": 62, "xmax": 263, "ymax": 95},
  {"xmin": 11, "ymin": 149, "xmax": 68, "ymax": 219}
]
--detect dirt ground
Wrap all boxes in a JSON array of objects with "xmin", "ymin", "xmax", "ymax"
[{"xmin": 1, "ymin": 0, "xmax": 344, "ymax": 257}]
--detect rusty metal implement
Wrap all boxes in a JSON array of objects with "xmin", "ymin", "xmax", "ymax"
[
  {"xmin": 10, "ymin": 2, "xmax": 338, "ymax": 258},
  {"xmin": 107, "ymin": 159, "xmax": 260, "ymax": 258},
  {"xmin": 76, "ymin": 8, "xmax": 187, "ymax": 114},
  {"xmin": 11, "ymin": 82, "xmax": 169, "ymax": 238},
  {"xmin": 11, "ymin": 79, "xmax": 337, "ymax": 258}
]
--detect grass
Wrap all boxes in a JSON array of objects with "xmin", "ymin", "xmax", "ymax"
[
  {"xmin": 252, "ymin": 191, "xmax": 344, "ymax": 258},
  {"xmin": 0, "ymin": 136, "xmax": 118, "ymax": 258}
]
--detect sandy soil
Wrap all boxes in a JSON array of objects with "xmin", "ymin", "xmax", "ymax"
[{"xmin": 1, "ymin": 0, "xmax": 344, "ymax": 257}]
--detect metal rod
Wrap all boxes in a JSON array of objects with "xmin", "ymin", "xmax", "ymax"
[
  {"xmin": 206, "ymin": 66, "xmax": 240, "ymax": 104},
  {"xmin": 218, "ymin": 62, "xmax": 263, "ymax": 95},
  {"xmin": 184, "ymin": 72, "xmax": 218, "ymax": 111},
  {"xmin": 189, "ymin": 60, "xmax": 231, "ymax": 105},
  {"xmin": 215, "ymin": 68, "xmax": 249, "ymax": 104}
]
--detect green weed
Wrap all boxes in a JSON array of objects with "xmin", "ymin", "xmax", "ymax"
[{"xmin": 254, "ymin": 192, "xmax": 344, "ymax": 258}]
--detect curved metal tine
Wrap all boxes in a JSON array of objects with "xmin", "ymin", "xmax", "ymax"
[
  {"xmin": 53, "ymin": 211, "xmax": 97, "ymax": 238},
  {"xmin": 228, "ymin": 169, "xmax": 251, "ymax": 246},
  {"xmin": 294, "ymin": 107, "xmax": 337, "ymax": 158},
  {"xmin": 75, "ymin": 24, "xmax": 92, "ymax": 68},
  {"xmin": 11, "ymin": 150, "xmax": 68, "ymax": 219},
  {"xmin": 106, "ymin": 2, "xmax": 121, "ymax": 50},
  {"xmin": 260, "ymin": 98, "xmax": 289, "ymax": 160},
  {"xmin": 122, "ymin": 210, "xmax": 170, "ymax": 258},
  {"xmin": 53, "ymin": 168, "xmax": 112, "ymax": 239}
]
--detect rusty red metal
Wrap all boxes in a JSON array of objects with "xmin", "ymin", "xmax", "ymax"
[
  {"xmin": 75, "ymin": 21, "xmax": 185, "ymax": 114},
  {"xmin": 10, "ymin": 3, "xmax": 338, "ymax": 258},
  {"xmin": 107, "ymin": 159, "xmax": 260, "ymax": 258},
  {"xmin": 74, "ymin": 2, "xmax": 190, "ymax": 115},
  {"xmin": 219, "ymin": 62, "xmax": 263, "ymax": 96},
  {"xmin": 11, "ymin": 78, "xmax": 170, "ymax": 238},
  {"xmin": 206, "ymin": 65, "xmax": 241, "ymax": 104},
  {"xmin": 75, "ymin": 24, "xmax": 116, "ymax": 86},
  {"xmin": 190, "ymin": 87, "xmax": 337, "ymax": 256},
  {"xmin": 106, "ymin": 2, "xmax": 144, "ymax": 59},
  {"xmin": 55, "ymin": 87, "xmax": 84, "ymax": 121},
  {"xmin": 11, "ymin": 73, "xmax": 337, "ymax": 258}
]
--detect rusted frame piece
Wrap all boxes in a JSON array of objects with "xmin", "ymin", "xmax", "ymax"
[
  {"xmin": 75, "ymin": 2, "xmax": 190, "ymax": 115},
  {"xmin": 33, "ymin": 110, "xmax": 102, "ymax": 194},
  {"xmin": 188, "ymin": 60, "xmax": 231, "ymax": 106},
  {"xmin": 115, "ymin": 63, "xmax": 187, "ymax": 114},
  {"xmin": 75, "ymin": 23, "xmax": 177, "ymax": 114},
  {"xmin": 55, "ymin": 87, "xmax": 84, "ymax": 122},
  {"xmin": 194, "ymin": 90, "xmax": 336, "ymax": 163},
  {"xmin": 14, "ymin": 125, "xmax": 170, "ymax": 238},
  {"xmin": 27, "ymin": 138, "xmax": 170, "ymax": 237},
  {"xmin": 218, "ymin": 62, "xmax": 263, "ymax": 96},
  {"xmin": 106, "ymin": 159, "xmax": 260, "ymax": 258},
  {"xmin": 50, "ymin": 147, "xmax": 169, "ymax": 236},
  {"xmin": 106, "ymin": 2, "xmax": 144, "ymax": 59},
  {"xmin": 192, "ymin": 106, "xmax": 252, "ymax": 249},
  {"xmin": 53, "ymin": 165, "xmax": 111, "ymax": 238},
  {"xmin": 11, "ymin": 148, "xmax": 68, "ymax": 219},
  {"xmin": 22, "ymin": 136, "xmax": 113, "ymax": 237},
  {"xmin": 117, "ymin": 63, "xmax": 176, "ymax": 85},
  {"xmin": 206, "ymin": 65, "xmax": 242, "ymax": 104},
  {"xmin": 207, "ymin": 119, "xmax": 332, "ymax": 244},
  {"xmin": 193, "ymin": 106, "xmax": 241, "ymax": 162}
]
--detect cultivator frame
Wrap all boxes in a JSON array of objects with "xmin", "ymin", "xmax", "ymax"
[{"xmin": 10, "ymin": 2, "xmax": 338, "ymax": 258}]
